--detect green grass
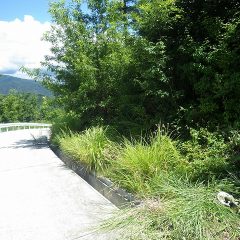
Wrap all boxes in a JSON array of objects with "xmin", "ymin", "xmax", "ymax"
[
  {"xmin": 106, "ymin": 128, "xmax": 189, "ymax": 196},
  {"xmin": 54, "ymin": 125, "xmax": 240, "ymax": 239},
  {"xmin": 103, "ymin": 179, "xmax": 240, "ymax": 240},
  {"xmin": 55, "ymin": 126, "xmax": 115, "ymax": 172}
]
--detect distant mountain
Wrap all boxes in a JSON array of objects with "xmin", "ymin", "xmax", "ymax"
[{"xmin": 0, "ymin": 75, "xmax": 52, "ymax": 96}]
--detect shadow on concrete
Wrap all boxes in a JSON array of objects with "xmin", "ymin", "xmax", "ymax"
[{"xmin": 2, "ymin": 138, "xmax": 49, "ymax": 150}]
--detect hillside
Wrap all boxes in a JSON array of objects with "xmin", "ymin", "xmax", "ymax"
[{"xmin": 0, "ymin": 75, "xmax": 52, "ymax": 96}]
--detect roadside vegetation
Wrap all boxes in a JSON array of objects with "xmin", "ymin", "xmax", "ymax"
[
  {"xmin": 53, "ymin": 126, "xmax": 240, "ymax": 239},
  {"xmin": 25, "ymin": 0, "xmax": 240, "ymax": 239}
]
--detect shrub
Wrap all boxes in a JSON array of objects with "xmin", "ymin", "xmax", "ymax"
[
  {"xmin": 179, "ymin": 128, "xmax": 230, "ymax": 181},
  {"xmin": 228, "ymin": 129, "xmax": 240, "ymax": 153}
]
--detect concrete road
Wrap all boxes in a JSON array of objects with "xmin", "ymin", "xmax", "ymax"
[{"xmin": 0, "ymin": 129, "xmax": 117, "ymax": 240}]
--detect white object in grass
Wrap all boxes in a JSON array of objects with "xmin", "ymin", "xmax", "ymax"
[{"xmin": 217, "ymin": 191, "xmax": 238, "ymax": 207}]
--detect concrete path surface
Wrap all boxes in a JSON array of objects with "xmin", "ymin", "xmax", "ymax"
[{"xmin": 0, "ymin": 129, "xmax": 117, "ymax": 240}]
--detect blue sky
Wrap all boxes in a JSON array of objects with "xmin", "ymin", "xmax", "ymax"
[
  {"xmin": 0, "ymin": 0, "xmax": 53, "ymax": 78},
  {"xmin": 0, "ymin": 0, "xmax": 89, "ymax": 78},
  {"xmin": 0, "ymin": 0, "xmax": 51, "ymax": 23}
]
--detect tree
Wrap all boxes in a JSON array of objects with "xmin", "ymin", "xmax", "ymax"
[
  {"xmin": 31, "ymin": 0, "xmax": 240, "ymax": 133},
  {"xmin": 34, "ymin": 0, "xmax": 135, "ymax": 130},
  {"xmin": 136, "ymin": 0, "xmax": 240, "ymax": 128},
  {"xmin": 0, "ymin": 91, "xmax": 45, "ymax": 123}
]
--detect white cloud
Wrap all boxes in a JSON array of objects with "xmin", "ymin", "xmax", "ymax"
[{"xmin": 0, "ymin": 15, "xmax": 51, "ymax": 78}]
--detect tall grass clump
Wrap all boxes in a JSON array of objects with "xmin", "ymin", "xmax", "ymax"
[
  {"xmin": 56, "ymin": 126, "xmax": 115, "ymax": 172},
  {"xmin": 50, "ymin": 111, "xmax": 82, "ymax": 141},
  {"xmin": 107, "ymin": 127, "xmax": 189, "ymax": 196}
]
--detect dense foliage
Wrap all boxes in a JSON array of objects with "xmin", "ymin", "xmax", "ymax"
[
  {"xmin": 0, "ymin": 91, "xmax": 55, "ymax": 123},
  {"xmin": 34, "ymin": 0, "xmax": 240, "ymax": 134}
]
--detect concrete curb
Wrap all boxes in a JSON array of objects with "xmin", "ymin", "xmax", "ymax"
[{"xmin": 50, "ymin": 145, "xmax": 139, "ymax": 209}]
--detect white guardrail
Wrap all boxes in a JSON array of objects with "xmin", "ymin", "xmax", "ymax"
[{"xmin": 0, "ymin": 123, "xmax": 52, "ymax": 133}]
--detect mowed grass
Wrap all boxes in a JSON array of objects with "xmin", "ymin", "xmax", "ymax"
[{"xmin": 54, "ymin": 126, "xmax": 240, "ymax": 239}]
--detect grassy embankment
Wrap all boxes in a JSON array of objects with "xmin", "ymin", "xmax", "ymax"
[{"xmin": 53, "ymin": 126, "xmax": 240, "ymax": 240}]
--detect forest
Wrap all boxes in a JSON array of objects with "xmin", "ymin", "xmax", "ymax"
[
  {"xmin": 25, "ymin": 0, "xmax": 240, "ymax": 239},
  {"xmin": 0, "ymin": 91, "xmax": 56, "ymax": 123}
]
